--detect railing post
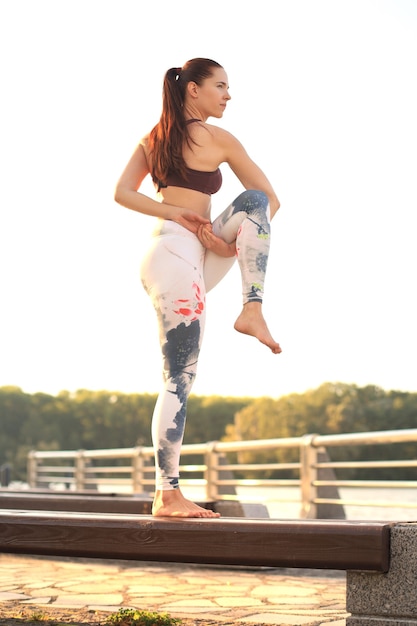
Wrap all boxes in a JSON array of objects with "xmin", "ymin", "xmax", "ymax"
[
  {"xmin": 27, "ymin": 451, "xmax": 38, "ymax": 488},
  {"xmin": 132, "ymin": 447, "xmax": 144, "ymax": 493},
  {"xmin": 205, "ymin": 441, "xmax": 220, "ymax": 501},
  {"xmin": 75, "ymin": 450, "xmax": 85, "ymax": 491},
  {"xmin": 0, "ymin": 463, "xmax": 11, "ymax": 487},
  {"xmin": 300, "ymin": 434, "xmax": 319, "ymax": 519}
]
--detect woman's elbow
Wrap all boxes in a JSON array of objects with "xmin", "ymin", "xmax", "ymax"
[
  {"xmin": 114, "ymin": 184, "xmax": 125, "ymax": 206},
  {"xmin": 270, "ymin": 195, "xmax": 280, "ymax": 218}
]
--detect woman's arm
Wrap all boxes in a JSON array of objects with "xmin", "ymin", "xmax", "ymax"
[
  {"xmin": 196, "ymin": 223, "xmax": 236, "ymax": 257},
  {"xmin": 114, "ymin": 141, "xmax": 171, "ymax": 218},
  {"xmin": 220, "ymin": 130, "xmax": 281, "ymax": 218},
  {"xmin": 114, "ymin": 141, "xmax": 210, "ymax": 232}
]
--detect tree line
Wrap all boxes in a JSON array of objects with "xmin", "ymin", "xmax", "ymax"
[{"xmin": 1, "ymin": 382, "xmax": 416, "ymax": 483}]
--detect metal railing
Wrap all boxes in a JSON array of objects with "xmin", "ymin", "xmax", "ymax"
[{"xmin": 26, "ymin": 428, "xmax": 417, "ymax": 519}]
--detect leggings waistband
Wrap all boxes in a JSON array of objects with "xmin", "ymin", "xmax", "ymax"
[{"xmin": 151, "ymin": 219, "xmax": 199, "ymax": 241}]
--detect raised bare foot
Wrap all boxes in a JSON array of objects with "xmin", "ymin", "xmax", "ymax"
[
  {"xmin": 152, "ymin": 488, "xmax": 221, "ymax": 518},
  {"xmin": 234, "ymin": 302, "xmax": 282, "ymax": 354}
]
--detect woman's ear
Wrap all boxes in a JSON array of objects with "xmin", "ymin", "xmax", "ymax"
[{"xmin": 186, "ymin": 81, "xmax": 199, "ymax": 99}]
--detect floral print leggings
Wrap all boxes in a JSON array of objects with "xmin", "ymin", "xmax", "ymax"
[{"xmin": 140, "ymin": 190, "xmax": 271, "ymax": 490}]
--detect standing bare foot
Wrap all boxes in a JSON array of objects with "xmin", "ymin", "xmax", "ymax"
[
  {"xmin": 152, "ymin": 488, "xmax": 221, "ymax": 518},
  {"xmin": 234, "ymin": 302, "xmax": 282, "ymax": 354}
]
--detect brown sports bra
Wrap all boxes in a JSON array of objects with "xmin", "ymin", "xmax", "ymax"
[{"xmin": 153, "ymin": 119, "xmax": 222, "ymax": 195}]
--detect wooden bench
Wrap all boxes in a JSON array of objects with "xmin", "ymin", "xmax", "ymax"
[
  {"xmin": 0, "ymin": 491, "xmax": 155, "ymax": 515},
  {"xmin": 0, "ymin": 509, "xmax": 391, "ymax": 571},
  {"xmin": 1, "ymin": 508, "xmax": 416, "ymax": 624}
]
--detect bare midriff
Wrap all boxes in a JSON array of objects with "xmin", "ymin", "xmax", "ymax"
[{"xmin": 159, "ymin": 186, "xmax": 212, "ymax": 220}]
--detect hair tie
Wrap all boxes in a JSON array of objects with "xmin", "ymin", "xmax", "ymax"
[{"xmin": 175, "ymin": 67, "xmax": 182, "ymax": 80}]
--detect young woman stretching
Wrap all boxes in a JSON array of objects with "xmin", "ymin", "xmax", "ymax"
[{"xmin": 114, "ymin": 58, "xmax": 281, "ymax": 518}]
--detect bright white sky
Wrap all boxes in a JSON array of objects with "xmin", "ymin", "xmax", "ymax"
[{"xmin": 1, "ymin": 0, "xmax": 416, "ymax": 400}]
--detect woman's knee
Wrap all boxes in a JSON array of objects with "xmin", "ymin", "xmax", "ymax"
[{"xmin": 232, "ymin": 190, "xmax": 269, "ymax": 217}]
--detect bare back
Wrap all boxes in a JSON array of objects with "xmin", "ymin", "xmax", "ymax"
[{"xmin": 142, "ymin": 121, "xmax": 226, "ymax": 219}]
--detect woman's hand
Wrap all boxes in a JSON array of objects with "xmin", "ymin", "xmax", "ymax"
[
  {"xmin": 197, "ymin": 224, "xmax": 236, "ymax": 257},
  {"xmin": 172, "ymin": 208, "xmax": 211, "ymax": 233}
]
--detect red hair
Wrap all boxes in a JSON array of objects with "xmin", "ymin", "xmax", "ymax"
[{"xmin": 148, "ymin": 58, "xmax": 222, "ymax": 184}]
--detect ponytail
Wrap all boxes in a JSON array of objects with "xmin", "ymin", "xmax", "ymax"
[{"xmin": 148, "ymin": 58, "xmax": 222, "ymax": 185}]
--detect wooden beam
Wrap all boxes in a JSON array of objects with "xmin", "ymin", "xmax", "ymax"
[
  {"xmin": 0, "ymin": 492, "xmax": 217, "ymax": 516},
  {"xmin": 0, "ymin": 510, "xmax": 391, "ymax": 572},
  {"xmin": 0, "ymin": 493, "xmax": 154, "ymax": 515}
]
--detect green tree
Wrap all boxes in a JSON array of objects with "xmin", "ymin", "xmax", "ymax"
[{"xmin": 2, "ymin": 383, "xmax": 417, "ymax": 483}]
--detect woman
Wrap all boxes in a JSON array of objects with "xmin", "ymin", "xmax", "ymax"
[{"xmin": 114, "ymin": 58, "xmax": 281, "ymax": 518}]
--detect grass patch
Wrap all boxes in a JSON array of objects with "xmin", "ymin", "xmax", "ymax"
[
  {"xmin": 106, "ymin": 608, "xmax": 182, "ymax": 626},
  {"xmin": 28, "ymin": 613, "xmax": 48, "ymax": 622}
]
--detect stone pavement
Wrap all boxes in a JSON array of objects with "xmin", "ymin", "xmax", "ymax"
[{"xmin": 0, "ymin": 553, "xmax": 349, "ymax": 625}]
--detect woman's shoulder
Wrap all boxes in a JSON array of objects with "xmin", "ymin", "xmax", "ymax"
[
  {"xmin": 201, "ymin": 122, "xmax": 240, "ymax": 148},
  {"xmin": 140, "ymin": 133, "xmax": 150, "ymax": 148},
  {"xmin": 138, "ymin": 134, "xmax": 152, "ymax": 159}
]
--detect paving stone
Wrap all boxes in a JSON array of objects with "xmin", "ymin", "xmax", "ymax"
[
  {"xmin": 0, "ymin": 553, "xmax": 351, "ymax": 625},
  {"xmin": 128, "ymin": 583, "xmax": 170, "ymax": 592},
  {"xmin": 20, "ymin": 586, "xmax": 60, "ymax": 595},
  {"xmin": 0, "ymin": 592, "xmax": 31, "ymax": 601},
  {"xmin": 20, "ymin": 596, "xmax": 53, "ymax": 604},
  {"xmin": 240, "ymin": 614, "xmax": 319, "ymax": 624},
  {"xmin": 267, "ymin": 596, "xmax": 322, "ymax": 606},
  {"xmin": 61, "ymin": 583, "xmax": 125, "ymax": 593},
  {"xmin": 53, "ymin": 593, "xmax": 124, "ymax": 606},
  {"xmin": 252, "ymin": 583, "xmax": 317, "ymax": 597},
  {"xmin": 162, "ymin": 598, "xmax": 219, "ymax": 607},
  {"xmin": 215, "ymin": 596, "xmax": 264, "ymax": 607},
  {"xmin": 164, "ymin": 607, "xmax": 227, "ymax": 616},
  {"xmin": 23, "ymin": 581, "xmax": 56, "ymax": 589},
  {"xmin": 88, "ymin": 604, "xmax": 126, "ymax": 612},
  {"xmin": 206, "ymin": 584, "xmax": 253, "ymax": 593}
]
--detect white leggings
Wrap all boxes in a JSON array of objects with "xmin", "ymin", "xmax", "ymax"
[{"xmin": 140, "ymin": 190, "xmax": 271, "ymax": 490}]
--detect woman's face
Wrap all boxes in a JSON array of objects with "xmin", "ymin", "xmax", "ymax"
[{"xmin": 190, "ymin": 67, "xmax": 231, "ymax": 118}]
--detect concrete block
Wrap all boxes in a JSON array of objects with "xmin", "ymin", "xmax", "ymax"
[
  {"xmin": 347, "ymin": 618, "xmax": 417, "ymax": 625},
  {"xmin": 346, "ymin": 522, "xmax": 417, "ymax": 626}
]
